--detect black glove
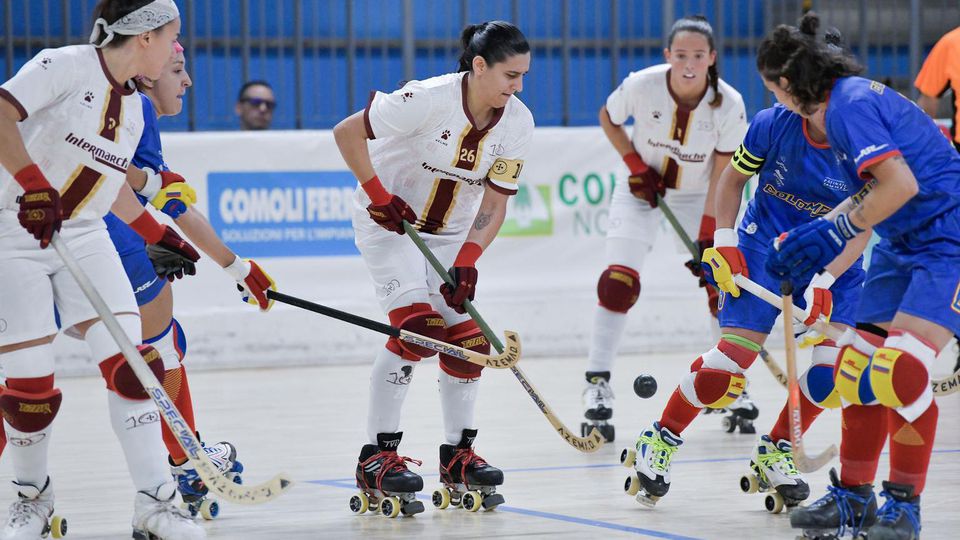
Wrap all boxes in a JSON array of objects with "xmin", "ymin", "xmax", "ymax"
[{"xmin": 147, "ymin": 243, "xmax": 197, "ymax": 282}]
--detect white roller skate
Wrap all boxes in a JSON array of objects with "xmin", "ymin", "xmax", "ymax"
[
  {"xmin": 170, "ymin": 440, "xmax": 244, "ymax": 520},
  {"xmin": 703, "ymin": 390, "xmax": 759, "ymax": 434},
  {"xmin": 620, "ymin": 422, "xmax": 683, "ymax": 508},
  {"xmin": 740, "ymin": 435, "xmax": 810, "ymax": 513},
  {"xmin": 1, "ymin": 478, "xmax": 66, "ymax": 540},
  {"xmin": 581, "ymin": 371, "xmax": 615, "ymax": 442},
  {"xmin": 132, "ymin": 481, "xmax": 205, "ymax": 540}
]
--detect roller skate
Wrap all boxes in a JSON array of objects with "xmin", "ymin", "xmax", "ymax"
[
  {"xmin": 739, "ymin": 435, "xmax": 809, "ymax": 513},
  {"xmin": 790, "ymin": 468, "xmax": 876, "ymax": 539},
  {"xmin": 132, "ymin": 481, "xmax": 205, "ymax": 540},
  {"xmin": 704, "ymin": 390, "xmax": 758, "ymax": 434},
  {"xmin": 350, "ymin": 432, "xmax": 424, "ymax": 518},
  {"xmin": 170, "ymin": 439, "xmax": 244, "ymax": 520},
  {"xmin": 432, "ymin": 429, "xmax": 504, "ymax": 512},
  {"xmin": 619, "ymin": 422, "xmax": 682, "ymax": 508},
  {"xmin": 1, "ymin": 477, "xmax": 67, "ymax": 539},
  {"xmin": 868, "ymin": 481, "xmax": 920, "ymax": 540},
  {"xmin": 581, "ymin": 371, "xmax": 615, "ymax": 442}
]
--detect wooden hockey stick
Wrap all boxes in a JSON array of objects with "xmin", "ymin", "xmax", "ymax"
[
  {"xmin": 402, "ymin": 222, "xmax": 604, "ymax": 453},
  {"xmin": 657, "ymin": 196, "xmax": 786, "ymax": 387},
  {"xmin": 781, "ymin": 281, "xmax": 837, "ymax": 473},
  {"xmin": 266, "ymin": 290, "xmax": 520, "ymax": 369},
  {"xmin": 52, "ymin": 235, "xmax": 293, "ymax": 504},
  {"xmin": 735, "ymin": 274, "xmax": 960, "ymax": 396}
]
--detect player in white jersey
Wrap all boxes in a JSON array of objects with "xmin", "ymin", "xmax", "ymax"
[
  {"xmin": 0, "ymin": 1, "xmax": 204, "ymax": 538},
  {"xmin": 581, "ymin": 16, "xmax": 748, "ymax": 441},
  {"xmin": 334, "ymin": 21, "xmax": 533, "ymax": 516}
]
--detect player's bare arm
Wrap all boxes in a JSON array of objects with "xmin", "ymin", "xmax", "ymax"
[
  {"xmin": 848, "ymin": 155, "xmax": 919, "ymax": 230},
  {"xmin": 713, "ymin": 162, "xmax": 750, "ymax": 229},
  {"xmin": 597, "ymin": 105, "xmax": 635, "ymax": 157},
  {"xmin": 917, "ymin": 93, "xmax": 940, "ymax": 118},
  {"xmin": 332, "ymin": 110, "xmax": 376, "ymax": 185},
  {"xmin": 465, "ymin": 184, "xmax": 509, "ymax": 249},
  {"xmin": 174, "ymin": 208, "xmax": 237, "ymax": 267},
  {"xmin": 703, "ymin": 150, "xmax": 732, "ymax": 220}
]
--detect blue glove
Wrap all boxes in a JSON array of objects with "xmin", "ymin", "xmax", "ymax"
[{"xmin": 766, "ymin": 217, "xmax": 855, "ymax": 283}]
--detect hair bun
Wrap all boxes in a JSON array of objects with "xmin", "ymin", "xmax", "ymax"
[{"xmin": 799, "ymin": 11, "xmax": 820, "ymax": 37}]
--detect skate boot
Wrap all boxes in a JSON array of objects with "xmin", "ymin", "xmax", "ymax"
[
  {"xmin": 581, "ymin": 371, "xmax": 615, "ymax": 442},
  {"xmin": 739, "ymin": 435, "xmax": 809, "ymax": 513},
  {"xmin": 790, "ymin": 468, "xmax": 876, "ymax": 539},
  {"xmin": 432, "ymin": 429, "xmax": 504, "ymax": 512},
  {"xmin": 620, "ymin": 422, "xmax": 683, "ymax": 508},
  {"xmin": 723, "ymin": 390, "xmax": 759, "ymax": 433},
  {"xmin": 1, "ymin": 478, "xmax": 66, "ymax": 540},
  {"xmin": 350, "ymin": 432, "xmax": 424, "ymax": 518},
  {"xmin": 170, "ymin": 439, "xmax": 244, "ymax": 520},
  {"xmin": 867, "ymin": 481, "xmax": 921, "ymax": 540},
  {"xmin": 132, "ymin": 481, "xmax": 205, "ymax": 540}
]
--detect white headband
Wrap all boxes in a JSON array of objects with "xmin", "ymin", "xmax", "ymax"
[{"xmin": 89, "ymin": 0, "xmax": 180, "ymax": 48}]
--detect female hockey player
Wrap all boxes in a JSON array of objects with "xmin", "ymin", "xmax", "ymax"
[{"xmin": 333, "ymin": 20, "xmax": 533, "ymax": 517}]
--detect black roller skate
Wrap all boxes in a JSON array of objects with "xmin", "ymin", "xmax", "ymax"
[
  {"xmin": 868, "ymin": 481, "xmax": 921, "ymax": 540},
  {"xmin": 171, "ymin": 438, "xmax": 244, "ymax": 520},
  {"xmin": 581, "ymin": 371, "xmax": 615, "ymax": 442},
  {"xmin": 432, "ymin": 429, "xmax": 504, "ymax": 512},
  {"xmin": 740, "ymin": 435, "xmax": 809, "ymax": 513},
  {"xmin": 351, "ymin": 432, "xmax": 424, "ymax": 518},
  {"xmin": 790, "ymin": 468, "xmax": 876, "ymax": 539},
  {"xmin": 620, "ymin": 422, "xmax": 683, "ymax": 508},
  {"xmin": 703, "ymin": 390, "xmax": 759, "ymax": 434}
]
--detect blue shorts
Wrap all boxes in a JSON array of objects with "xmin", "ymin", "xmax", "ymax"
[
  {"xmin": 718, "ymin": 245, "xmax": 865, "ymax": 334},
  {"xmin": 104, "ymin": 212, "xmax": 166, "ymax": 306},
  {"xmin": 857, "ymin": 222, "xmax": 960, "ymax": 335}
]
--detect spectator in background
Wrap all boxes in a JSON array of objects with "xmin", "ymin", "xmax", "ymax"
[
  {"xmin": 235, "ymin": 80, "xmax": 276, "ymax": 130},
  {"xmin": 915, "ymin": 26, "xmax": 960, "ymax": 150}
]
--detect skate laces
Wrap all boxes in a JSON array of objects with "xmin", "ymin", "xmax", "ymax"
[
  {"xmin": 814, "ymin": 484, "xmax": 874, "ymax": 536},
  {"xmin": 6, "ymin": 498, "xmax": 50, "ymax": 530},
  {"xmin": 876, "ymin": 490, "xmax": 921, "ymax": 535},
  {"xmin": 758, "ymin": 444, "xmax": 799, "ymax": 478},
  {"xmin": 640, "ymin": 432, "xmax": 678, "ymax": 473},
  {"xmin": 584, "ymin": 379, "xmax": 613, "ymax": 406},
  {"xmin": 362, "ymin": 451, "xmax": 422, "ymax": 493},
  {"xmin": 446, "ymin": 448, "xmax": 488, "ymax": 491}
]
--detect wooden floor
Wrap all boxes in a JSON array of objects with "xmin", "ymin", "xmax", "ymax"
[{"xmin": 3, "ymin": 351, "xmax": 957, "ymax": 539}]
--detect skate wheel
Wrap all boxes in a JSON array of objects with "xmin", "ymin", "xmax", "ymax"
[
  {"xmin": 721, "ymin": 416, "xmax": 736, "ymax": 433},
  {"xmin": 50, "ymin": 515, "xmax": 67, "ymax": 539},
  {"xmin": 619, "ymin": 448, "xmax": 636, "ymax": 468},
  {"xmin": 740, "ymin": 474, "xmax": 759, "ymax": 494},
  {"xmin": 432, "ymin": 487, "xmax": 451, "ymax": 510},
  {"xmin": 764, "ymin": 493, "xmax": 785, "ymax": 514},
  {"xmin": 624, "ymin": 473, "xmax": 640, "ymax": 496},
  {"xmin": 380, "ymin": 496, "xmax": 401, "ymax": 518},
  {"xmin": 199, "ymin": 499, "xmax": 219, "ymax": 520},
  {"xmin": 349, "ymin": 492, "xmax": 369, "ymax": 514},
  {"xmin": 461, "ymin": 491, "xmax": 482, "ymax": 512}
]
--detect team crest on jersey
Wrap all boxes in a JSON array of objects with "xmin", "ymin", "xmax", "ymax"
[
  {"xmin": 401, "ymin": 91, "xmax": 414, "ymax": 102},
  {"xmin": 39, "ymin": 57, "xmax": 52, "ymax": 69},
  {"xmin": 869, "ymin": 81, "xmax": 885, "ymax": 95},
  {"xmin": 745, "ymin": 222, "xmax": 758, "ymax": 235},
  {"xmin": 652, "ymin": 110, "xmax": 662, "ymax": 120}
]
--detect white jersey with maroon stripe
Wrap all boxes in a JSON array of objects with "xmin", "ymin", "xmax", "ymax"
[
  {"xmin": 0, "ymin": 45, "xmax": 144, "ymax": 222},
  {"xmin": 358, "ymin": 72, "xmax": 534, "ymax": 237},
  {"xmin": 606, "ymin": 64, "xmax": 746, "ymax": 193}
]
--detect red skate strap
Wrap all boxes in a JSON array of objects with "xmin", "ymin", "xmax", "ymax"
[
  {"xmin": 360, "ymin": 451, "xmax": 422, "ymax": 493},
  {"xmin": 447, "ymin": 448, "xmax": 487, "ymax": 491}
]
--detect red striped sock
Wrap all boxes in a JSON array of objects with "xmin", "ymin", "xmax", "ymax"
[
  {"xmin": 840, "ymin": 404, "xmax": 887, "ymax": 487},
  {"xmin": 658, "ymin": 387, "xmax": 701, "ymax": 435},
  {"xmin": 888, "ymin": 401, "xmax": 938, "ymax": 494},
  {"xmin": 161, "ymin": 366, "xmax": 196, "ymax": 463},
  {"xmin": 769, "ymin": 391, "xmax": 823, "ymax": 443}
]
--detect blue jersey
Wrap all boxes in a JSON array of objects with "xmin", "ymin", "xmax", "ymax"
[
  {"xmin": 826, "ymin": 76, "xmax": 960, "ymax": 240},
  {"xmin": 731, "ymin": 104, "xmax": 866, "ymax": 264}
]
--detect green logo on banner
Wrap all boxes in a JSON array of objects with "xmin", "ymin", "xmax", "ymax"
[{"xmin": 500, "ymin": 184, "xmax": 552, "ymax": 236}]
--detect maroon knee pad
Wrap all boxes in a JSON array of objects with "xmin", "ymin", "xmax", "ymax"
[
  {"xmin": 439, "ymin": 320, "xmax": 488, "ymax": 379},
  {"xmin": 597, "ymin": 265, "xmax": 640, "ymax": 313},
  {"xmin": 0, "ymin": 383, "xmax": 62, "ymax": 433},
  {"xmin": 98, "ymin": 345, "xmax": 166, "ymax": 400},
  {"xmin": 387, "ymin": 303, "xmax": 447, "ymax": 360}
]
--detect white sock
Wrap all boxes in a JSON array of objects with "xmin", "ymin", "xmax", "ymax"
[
  {"xmin": 439, "ymin": 370, "xmax": 479, "ymax": 445},
  {"xmin": 107, "ymin": 392, "xmax": 169, "ymax": 491},
  {"xmin": 586, "ymin": 306, "xmax": 628, "ymax": 373},
  {"xmin": 366, "ymin": 347, "xmax": 418, "ymax": 444}
]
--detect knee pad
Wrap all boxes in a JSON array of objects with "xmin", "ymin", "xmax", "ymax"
[
  {"xmin": 439, "ymin": 320, "xmax": 488, "ymax": 379},
  {"xmin": 0, "ymin": 383, "xmax": 62, "ymax": 434},
  {"xmin": 870, "ymin": 330, "xmax": 936, "ymax": 409},
  {"xmin": 99, "ymin": 345, "xmax": 166, "ymax": 400},
  {"xmin": 679, "ymin": 336, "xmax": 758, "ymax": 409},
  {"xmin": 145, "ymin": 318, "xmax": 186, "ymax": 371},
  {"xmin": 800, "ymin": 344, "xmax": 842, "ymax": 409},
  {"xmin": 386, "ymin": 303, "xmax": 447, "ymax": 360},
  {"xmin": 597, "ymin": 265, "xmax": 640, "ymax": 313}
]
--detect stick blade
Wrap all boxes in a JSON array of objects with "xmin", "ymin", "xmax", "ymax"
[
  {"xmin": 558, "ymin": 425, "xmax": 605, "ymax": 453},
  {"xmin": 486, "ymin": 330, "xmax": 522, "ymax": 368},
  {"xmin": 794, "ymin": 444, "xmax": 838, "ymax": 474}
]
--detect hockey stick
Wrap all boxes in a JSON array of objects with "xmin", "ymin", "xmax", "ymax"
[
  {"xmin": 781, "ymin": 280, "xmax": 837, "ymax": 473},
  {"xmin": 656, "ymin": 195, "xmax": 786, "ymax": 387},
  {"xmin": 51, "ymin": 235, "xmax": 293, "ymax": 504},
  {"xmin": 734, "ymin": 274, "xmax": 960, "ymax": 396},
  {"xmin": 266, "ymin": 290, "xmax": 520, "ymax": 369},
  {"xmin": 402, "ymin": 222, "xmax": 605, "ymax": 453}
]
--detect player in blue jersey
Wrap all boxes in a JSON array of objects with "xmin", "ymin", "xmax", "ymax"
[
  {"xmin": 104, "ymin": 43, "xmax": 278, "ymax": 519},
  {"xmin": 756, "ymin": 12, "xmax": 960, "ymax": 540}
]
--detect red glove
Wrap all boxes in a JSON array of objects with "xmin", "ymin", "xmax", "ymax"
[
  {"xmin": 224, "ymin": 257, "xmax": 276, "ymax": 311},
  {"xmin": 128, "ymin": 211, "xmax": 200, "ymax": 264},
  {"xmin": 15, "ymin": 165, "xmax": 62, "ymax": 249},
  {"xmin": 623, "ymin": 152, "xmax": 665, "ymax": 208},
  {"xmin": 363, "ymin": 175, "xmax": 417, "ymax": 234},
  {"xmin": 440, "ymin": 242, "xmax": 482, "ymax": 314}
]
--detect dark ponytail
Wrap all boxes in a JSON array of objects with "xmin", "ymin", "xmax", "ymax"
[
  {"xmin": 458, "ymin": 21, "xmax": 530, "ymax": 73},
  {"xmin": 756, "ymin": 11, "xmax": 863, "ymax": 115},
  {"xmin": 668, "ymin": 15, "xmax": 722, "ymax": 108}
]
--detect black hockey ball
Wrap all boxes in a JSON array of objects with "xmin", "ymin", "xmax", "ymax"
[{"xmin": 633, "ymin": 374, "xmax": 657, "ymax": 399}]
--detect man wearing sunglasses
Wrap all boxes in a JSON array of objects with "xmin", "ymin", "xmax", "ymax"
[{"xmin": 236, "ymin": 80, "xmax": 276, "ymax": 130}]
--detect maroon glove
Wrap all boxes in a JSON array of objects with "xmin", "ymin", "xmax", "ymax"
[
  {"xmin": 363, "ymin": 175, "xmax": 417, "ymax": 234},
  {"xmin": 440, "ymin": 242, "xmax": 482, "ymax": 314},
  {"xmin": 623, "ymin": 152, "xmax": 665, "ymax": 207},
  {"xmin": 14, "ymin": 165, "xmax": 62, "ymax": 249}
]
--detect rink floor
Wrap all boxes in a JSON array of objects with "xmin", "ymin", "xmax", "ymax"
[{"xmin": 2, "ymin": 351, "xmax": 957, "ymax": 539}]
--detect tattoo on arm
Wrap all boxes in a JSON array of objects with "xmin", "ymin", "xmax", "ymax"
[{"xmin": 473, "ymin": 211, "xmax": 492, "ymax": 231}]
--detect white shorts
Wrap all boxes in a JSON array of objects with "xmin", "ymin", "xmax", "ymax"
[
  {"xmin": 353, "ymin": 210, "xmax": 473, "ymax": 326},
  {"xmin": 604, "ymin": 182, "xmax": 706, "ymax": 270},
  {"xmin": 0, "ymin": 212, "xmax": 139, "ymax": 347}
]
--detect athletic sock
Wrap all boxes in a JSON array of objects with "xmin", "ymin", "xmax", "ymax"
[
  {"xmin": 658, "ymin": 387, "xmax": 701, "ymax": 435},
  {"xmin": 769, "ymin": 391, "xmax": 823, "ymax": 443},
  {"xmin": 840, "ymin": 404, "xmax": 887, "ymax": 487},
  {"xmin": 889, "ymin": 401, "xmax": 938, "ymax": 494},
  {"xmin": 586, "ymin": 306, "xmax": 628, "ymax": 373},
  {"xmin": 438, "ymin": 370, "xmax": 479, "ymax": 445},
  {"xmin": 366, "ymin": 347, "xmax": 418, "ymax": 444}
]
